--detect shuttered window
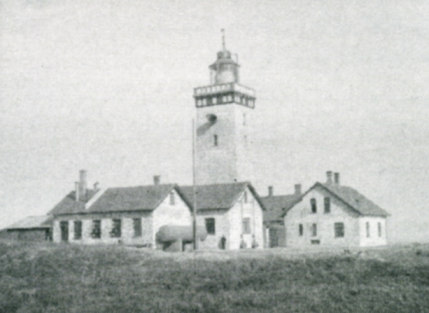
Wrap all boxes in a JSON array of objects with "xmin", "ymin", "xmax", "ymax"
[
  {"xmin": 110, "ymin": 219, "xmax": 121, "ymax": 238},
  {"xmin": 311, "ymin": 198, "xmax": 317, "ymax": 213},
  {"xmin": 205, "ymin": 218, "xmax": 215, "ymax": 235},
  {"xmin": 242, "ymin": 218, "xmax": 251, "ymax": 234},
  {"xmin": 133, "ymin": 218, "xmax": 142, "ymax": 237},
  {"xmin": 334, "ymin": 222, "xmax": 344, "ymax": 238},
  {"xmin": 74, "ymin": 220, "xmax": 82, "ymax": 240}
]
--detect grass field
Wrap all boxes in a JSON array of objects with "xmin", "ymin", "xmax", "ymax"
[{"xmin": 0, "ymin": 241, "xmax": 428, "ymax": 313}]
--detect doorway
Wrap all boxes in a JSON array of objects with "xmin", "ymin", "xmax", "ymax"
[{"xmin": 60, "ymin": 221, "xmax": 69, "ymax": 242}]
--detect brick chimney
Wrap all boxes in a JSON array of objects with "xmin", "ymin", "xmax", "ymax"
[
  {"xmin": 79, "ymin": 170, "xmax": 87, "ymax": 199},
  {"xmin": 75, "ymin": 182, "xmax": 80, "ymax": 201},
  {"xmin": 326, "ymin": 171, "xmax": 333, "ymax": 184},
  {"xmin": 153, "ymin": 175, "xmax": 161, "ymax": 185},
  {"xmin": 294, "ymin": 184, "xmax": 302, "ymax": 195},
  {"xmin": 334, "ymin": 172, "xmax": 340, "ymax": 185},
  {"xmin": 268, "ymin": 186, "xmax": 273, "ymax": 196}
]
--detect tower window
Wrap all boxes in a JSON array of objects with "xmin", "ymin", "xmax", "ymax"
[
  {"xmin": 299, "ymin": 224, "xmax": 303, "ymax": 236},
  {"xmin": 214, "ymin": 134, "xmax": 218, "ymax": 146},
  {"xmin": 378, "ymin": 222, "xmax": 382, "ymax": 237},
  {"xmin": 366, "ymin": 222, "xmax": 370, "ymax": 238},
  {"xmin": 243, "ymin": 113, "xmax": 246, "ymax": 126},
  {"xmin": 212, "ymin": 96, "xmax": 217, "ymax": 104}
]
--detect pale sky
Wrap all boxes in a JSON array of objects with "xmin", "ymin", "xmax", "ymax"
[{"xmin": 1, "ymin": 0, "xmax": 428, "ymax": 243}]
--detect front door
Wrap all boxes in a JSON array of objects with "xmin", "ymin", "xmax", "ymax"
[{"xmin": 60, "ymin": 221, "xmax": 69, "ymax": 242}]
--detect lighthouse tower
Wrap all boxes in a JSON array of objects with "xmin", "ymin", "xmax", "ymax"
[{"xmin": 193, "ymin": 31, "xmax": 256, "ymax": 185}]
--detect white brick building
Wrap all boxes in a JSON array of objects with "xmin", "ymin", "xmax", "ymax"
[
  {"xmin": 284, "ymin": 172, "xmax": 389, "ymax": 247},
  {"xmin": 50, "ymin": 173, "xmax": 192, "ymax": 249},
  {"xmin": 180, "ymin": 182, "xmax": 265, "ymax": 250}
]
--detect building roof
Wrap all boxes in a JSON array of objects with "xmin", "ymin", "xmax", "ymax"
[
  {"xmin": 179, "ymin": 182, "xmax": 266, "ymax": 211},
  {"xmin": 261, "ymin": 194, "xmax": 302, "ymax": 223},
  {"xmin": 319, "ymin": 183, "xmax": 389, "ymax": 217},
  {"xmin": 282, "ymin": 182, "xmax": 389, "ymax": 217},
  {"xmin": 50, "ymin": 184, "xmax": 179, "ymax": 216},
  {"xmin": 48, "ymin": 188, "xmax": 99, "ymax": 215},
  {"xmin": 6, "ymin": 215, "xmax": 52, "ymax": 230}
]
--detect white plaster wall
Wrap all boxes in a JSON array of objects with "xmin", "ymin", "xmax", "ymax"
[
  {"xmin": 152, "ymin": 189, "xmax": 192, "ymax": 248},
  {"xmin": 196, "ymin": 209, "xmax": 229, "ymax": 250},
  {"xmin": 359, "ymin": 217, "xmax": 387, "ymax": 246},
  {"xmin": 228, "ymin": 188, "xmax": 264, "ymax": 250},
  {"xmin": 195, "ymin": 104, "xmax": 253, "ymax": 185},
  {"xmin": 53, "ymin": 212, "xmax": 153, "ymax": 246},
  {"xmin": 284, "ymin": 186, "xmax": 361, "ymax": 247}
]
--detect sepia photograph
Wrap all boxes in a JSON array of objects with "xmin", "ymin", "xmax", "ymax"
[{"xmin": 0, "ymin": 0, "xmax": 428, "ymax": 312}]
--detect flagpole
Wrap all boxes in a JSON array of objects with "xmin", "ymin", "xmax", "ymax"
[{"xmin": 192, "ymin": 118, "xmax": 197, "ymax": 250}]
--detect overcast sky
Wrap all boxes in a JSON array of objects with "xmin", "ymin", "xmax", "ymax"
[{"xmin": 1, "ymin": 0, "xmax": 428, "ymax": 242}]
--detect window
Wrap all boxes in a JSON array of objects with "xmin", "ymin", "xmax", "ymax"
[
  {"xmin": 242, "ymin": 218, "xmax": 251, "ymax": 234},
  {"xmin": 324, "ymin": 197, "xmax": 331, "ymax": 213},
  {"xmin": 378, "ymin": 222, "xmax": 382, "ymax": 237},
  {"xmin": 110, "ymin": 219, "xmax": 122, "ymax": 238},
  {"xmin": 133, "ymin": 218, "xmax": 142, "ymax": 237},
  {"xmin": 169, "ymin": 191, "xmax": 175, "ymax": 205},
  {"xmin": 334, "ymin": 222, "xmax": 344, "ymax": 238},
  {"xmin": 243, "ymin": 113, "xmax": 246, "ymax": 126},
  {"xmin": 214, "ymin": 134, "xmax": 218, "ymax": 146},
  {"xmin": 212, "ymin": 96, "xmax": 217, "ymax": 104},
  {"xmin": 366, "ymin": 221, "xmax": 370, "ymax": 238},
  {"xmin": 205, "ymin": 218, "xmax": 215, "ymax": 235},
  {"xmin": 243, "ymin": 191, "xmax": 248, "ymax": 203},
  {"xmin": 299, "ymin": 224, "xmax": 303, "ymax": 236},
  {"xmin": 60, "ymin": 221, "xmax": 69, "ymax": 242},
  {"xmin": 74, "ymin": 220, "xmax": 82, "ymax": 240},
  {"xmin": 310, "ymin": 198, "xmax": 317, "ymax": 213},
  {"xmin": 311, "ymin": 223, "xmax": 317, "ymax": 237},
  {"xmin": 91, "ymin": 220, "xmax": 101, "ymax": 239}
]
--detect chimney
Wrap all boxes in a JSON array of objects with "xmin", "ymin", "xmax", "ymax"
[
  {"xmin": 79, "ymin": 170, "xmax": 87, "ymax": 198},
  {"xmin": 294, "ymin": 184, "xmax": 302, "ymax": 195},
  {"xmin": 326, "ymin": 171, "xmax": 333, "ymax": 184},
  {"xmin": 334, "ymin": 172, "xmax": 340, "ymax": 185},
  {"xmin": 153, "ymin": 175, "xmax": 161, "ymax": 185},
  {"xmin": 268, "ymin": 186, "xmax": 273, "ymax": 197},
  {"xmin": 75, "ymin": 182, "xmax": 80, "ymax": 201},
  {"xmin": 93, "ymin": 182, "xmax": 99, "ymax": 191}
]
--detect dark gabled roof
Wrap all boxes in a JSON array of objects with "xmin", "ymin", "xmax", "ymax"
[
  {"xmin": 179, "ymin": 182, "xmax": 266, "ymax": 211},
  {"xmin": 6, "ymin": 215, "xmax": 52, "ymax": 230},
  {"xmin": 282, "ymin": 182, "xmax": 389, "ymax": 217},
  {"xmin": 48, "ymin": 189, "xmax": 98, "ymax": 216},
  {"xmin": 261, "ymin": 194, "xmax": 302, "ymax": 222},
  {"xmin": 319, "ymin": 183, "xmax": 389, "ymax": 217},
  {"xmin": 88, "ymin": 184, "xmax": 176, "ymax": 213},
  {"xmin": 50, "ymin": 184, "xmax": 179, "ymax": 216}
]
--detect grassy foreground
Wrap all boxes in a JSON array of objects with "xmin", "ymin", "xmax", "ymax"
[{"xmin": 0, "ymin": 242, "xmax": 428, "ymax": 313}]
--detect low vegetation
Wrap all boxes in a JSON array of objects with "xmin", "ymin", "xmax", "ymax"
[{"xmin": 0, "ymin": 241, "xmax": 428, "ymax": 313}]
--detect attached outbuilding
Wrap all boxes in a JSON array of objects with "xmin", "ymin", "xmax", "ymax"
[
  {"xmin": 261, "ymin": 184, "xmax": 302, "ymax": 248},
  {"xmin": 3, "ymin": 215, "xmax": 52, "ymax": 241}
]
